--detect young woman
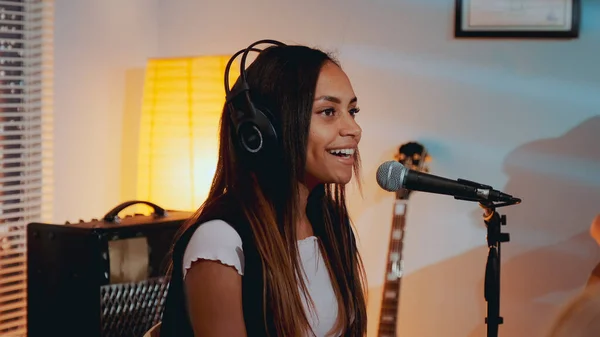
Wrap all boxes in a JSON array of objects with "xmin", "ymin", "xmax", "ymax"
[{"xmin": 158, "ymin": 40, "xmax": 368, "ymax": 337}]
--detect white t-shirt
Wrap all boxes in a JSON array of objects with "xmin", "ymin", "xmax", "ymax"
[{"xmin": 182, "ymin": 219, "xmax": 340, "ymax": 337}]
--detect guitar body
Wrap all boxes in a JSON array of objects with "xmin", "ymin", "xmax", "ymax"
[{"xmin": 377, "ymin": 142, "xmax": 430, "ymax": 337}]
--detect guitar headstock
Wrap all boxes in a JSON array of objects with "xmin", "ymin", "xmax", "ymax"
[{"xmin": 394, "ymin": 142, "xmax": 431, "ymax": 200}]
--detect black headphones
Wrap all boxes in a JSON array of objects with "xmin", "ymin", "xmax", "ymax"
[{"xmin": 224, "ymin": 39, "xmax": 287, "ymax": 158}]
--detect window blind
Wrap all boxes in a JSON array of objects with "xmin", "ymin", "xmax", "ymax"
[
  {"xmin": 0, "ymin": 0, "xmax": 54, "ymax": 336},
  {"xmin": 137, "ymin": 56, "xmax": 237, "ymax": 212}
]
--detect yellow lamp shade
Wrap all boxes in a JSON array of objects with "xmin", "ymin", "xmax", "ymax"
[{"xmin": 137, "ymin": 55, "xmax": 238, "ymax": 211}]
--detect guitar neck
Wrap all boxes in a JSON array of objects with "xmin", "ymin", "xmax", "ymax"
[{"xmin": 377, "ymin": 199, "xmax": 408, "ymax": 337}]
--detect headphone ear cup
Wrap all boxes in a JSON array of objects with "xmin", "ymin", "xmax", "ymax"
[{"xmin": 237, "ymin": 106, "xmax": 277, "ymax": 155}]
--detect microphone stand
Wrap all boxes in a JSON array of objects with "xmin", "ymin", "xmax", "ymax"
[{"xmin": 454, "ymin": 179, "xmax": 520, "ymax": 337}]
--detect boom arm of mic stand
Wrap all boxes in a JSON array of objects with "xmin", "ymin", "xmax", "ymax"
[{"xmin": 479, "ymin": 202, "xmax": 510, "ymax": 337}]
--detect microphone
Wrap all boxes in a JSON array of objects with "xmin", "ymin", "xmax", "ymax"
[{"xmin": 376, "ymin": 161, "xmax": 521, "ymax": 203}]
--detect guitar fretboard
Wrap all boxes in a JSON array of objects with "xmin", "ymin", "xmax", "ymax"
[{"xmin": 377, "ymin": 199, "xmax": 408, "ymax": 337}]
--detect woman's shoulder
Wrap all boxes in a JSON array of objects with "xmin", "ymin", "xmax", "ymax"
[
  {"xmin": 183, "ymin": 219, "xmax": 245, "ymax": 277},
  {"xmin": 184, "ymin": 192, "xmax": 248, "ymax": 246},
  {"xmin": 172, "ymin": 193, "xmax": 246, "ymax": 265},
  {"xmin": 188, "ymin": 219, "xmax": 243, "ymax": 246}
]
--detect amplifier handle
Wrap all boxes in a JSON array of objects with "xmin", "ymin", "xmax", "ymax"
[{"xmin": 103, "ymin": 200, "xmax": 168, "ymax": 223}]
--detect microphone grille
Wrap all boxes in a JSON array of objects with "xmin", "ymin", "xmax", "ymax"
[{"xmin": 376, "ymin": 161, "xmax": 407, "ymax": 192}]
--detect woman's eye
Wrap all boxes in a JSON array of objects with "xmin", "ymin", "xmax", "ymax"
[
  {"xmin": 321, "ymin": 108, "xmax": 335, "ymax": 116},
  {"xmin": 350, "ymin": 107, "xmax": 360, "ymax": 116}
]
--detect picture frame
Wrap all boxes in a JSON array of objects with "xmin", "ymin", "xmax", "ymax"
[{"xmin": 454, "ymin": 0, "xmax": 580, "ymax": 38}]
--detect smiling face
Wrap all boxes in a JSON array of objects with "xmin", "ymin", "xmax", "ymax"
[{"xmin": 304, "ymin": 61, "xmax": 362, "ymax": 187}]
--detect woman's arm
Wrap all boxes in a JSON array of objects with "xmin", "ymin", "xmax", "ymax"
[{"xmin": 184, "ymin": 260, "xmax": 247, "ymax": 337}]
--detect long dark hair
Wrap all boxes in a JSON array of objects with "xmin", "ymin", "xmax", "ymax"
[{"xmin": 171, "ymin": 44, "xmax": 367, "ymax": 336}]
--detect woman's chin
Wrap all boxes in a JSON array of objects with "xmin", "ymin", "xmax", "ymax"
[
  {"xmin": 304, "ymin": 170, "xmax": 353, "ymax": 187},
  {"xmin": 330, "ymin": 173, "xmax": 353, "ymax": 186}
]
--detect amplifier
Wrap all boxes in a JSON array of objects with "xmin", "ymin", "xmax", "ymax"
[{"xmin": 27, "ymin": 201, "xmax": 193, "ymax": 337}]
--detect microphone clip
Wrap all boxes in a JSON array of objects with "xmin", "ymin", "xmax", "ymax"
[{"xmin": 453, "ymin": 178, "xmax": 521, "ymax": 208}]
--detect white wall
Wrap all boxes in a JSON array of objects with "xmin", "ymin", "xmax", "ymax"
[
  {"xmin": 54, "ymin": 0, "xmax": 158, "ymax": 223},
  {"xmin": 53, "ymin": 0, "xmax": 600, "ymax": 336}
]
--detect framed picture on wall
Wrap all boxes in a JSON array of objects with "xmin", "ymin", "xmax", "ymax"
[{"xmin": 455, "ymin": 0, "xmax": 580, "ymax": 38}]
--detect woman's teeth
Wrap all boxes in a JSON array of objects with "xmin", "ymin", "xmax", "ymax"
[{"xmin": 328, "ymin": 148, "xmax": 355, "ymax": 157}]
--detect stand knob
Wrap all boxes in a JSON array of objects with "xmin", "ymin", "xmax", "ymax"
[
  {"xmin": 500, "ymin": 233, "xmax": 510, "ymax": 243},
  {"xmin": 485, "ymin": 317, "xmax": 504, "ymax": 324}
]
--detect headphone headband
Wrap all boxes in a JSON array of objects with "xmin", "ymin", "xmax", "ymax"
[
  {"xmin": 238, "ymin": 39, "xmax": 286, "ymax": 85},
  {"xmin": 224, "ymin": 39, "xmax": 286, "ymax": 102}
]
